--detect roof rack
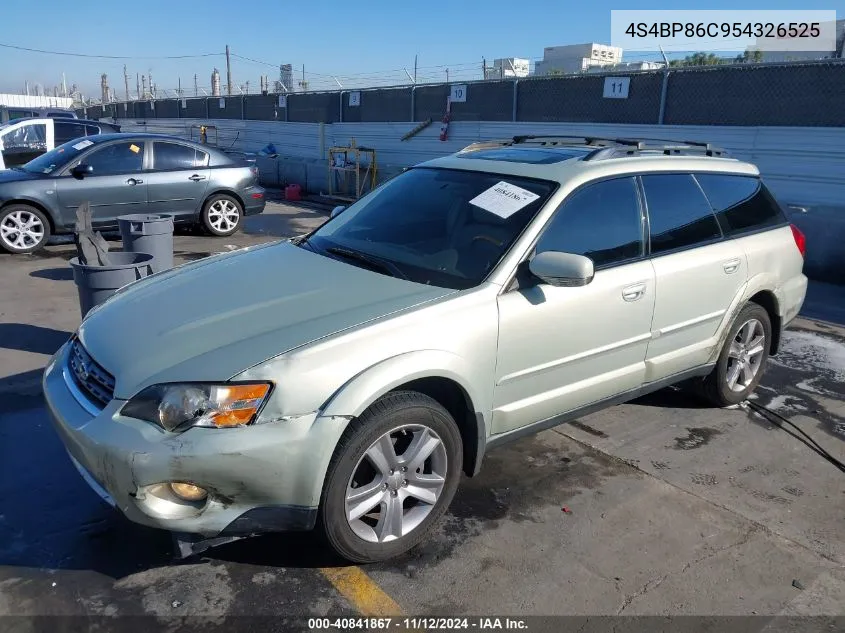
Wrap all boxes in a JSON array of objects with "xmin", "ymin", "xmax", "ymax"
[{"xmin": 458, "ymin": 135, "xmax": 728, "ymax": 159}]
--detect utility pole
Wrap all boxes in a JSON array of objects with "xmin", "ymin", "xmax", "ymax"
[
  {"xmin": 446, "ymin": 68, "xmax": 449, "ymax": 83},
  {"xmin": 482, "ymin": 57, "xmax": 487, "ymax": 80},
  {"xmin": 178, "ymin": 77, "xmax": 182, "ymax": 98},
  {"xmin": 147, "ymin": 70, "xmax": 152, "ymax": 98},
  {"xmin": 225, "ymin": 44, "xmax": 233, "ymax": 95},
  {"xmin": 414, "ymin": 54, "xmax": 418, "ymax": 83},
  {"xmin": 194, "ymin": 74, "xmax": 198, "ymax": 96},
  {"xmin": 302, "ymin": 64, "xmax": 306, "ymax": 90},
  {"xmin": 136, "ymin": 73, "xmax": 140, "ymax": 100},
  {"xmin": 123, "ymin": 65, "xmax": 130, "ymax": 102},
  {"xmin": 62, "ymin": 72, "xmax": 67, "ymax": 98},
  {"xmin": 141, "ymin": 75, "xmax": 147, "ymax": 99}
]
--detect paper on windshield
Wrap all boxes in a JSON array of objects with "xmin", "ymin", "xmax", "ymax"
[
  {"xmin": 72, "ymin": 140, "xmax": 93, "ymax": 150},
  {"xmin": 469, "ymin": 181, "xmax": 540, "ymax": 219}
]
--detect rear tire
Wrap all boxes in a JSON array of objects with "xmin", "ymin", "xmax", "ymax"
[
  {"xmin": 0, "ymin": 204, "xmax": 50, "ymax": 254},
  {"xmin": 319, "ymin": 391, "xmax": 463, "ymax": 563},
  {"xmin": 701, "ymin": 302, "xmax": 771, "ymax": 407},
  {"xmin": 201, "ymin": 194, "xmax": 243, "ymax": 237}
]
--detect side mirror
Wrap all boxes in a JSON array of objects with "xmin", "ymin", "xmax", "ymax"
[
  {"xmin": 330, "ymin": 205, "xmax": 346, "ymax": 219},
  {"xmin": 71, "ymin": 164, "xmax": 93, "ymax": 179},
  {"xmin": 528, "ymin": 251, "xmax": 594, "ymax": 287}
]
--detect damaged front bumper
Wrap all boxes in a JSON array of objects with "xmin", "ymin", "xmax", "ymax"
[{"xmin": 42, "ymin": 342, "xmax": 345, "ymax": 539}]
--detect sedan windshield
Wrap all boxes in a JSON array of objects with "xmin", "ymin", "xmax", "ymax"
[
  {"xmin": 305, "ymin": 167, "xmax": 556, "ymax": 290},
  {"xmin": 19, "ymin": 139, "xmax": 93, "ymax": 174}
]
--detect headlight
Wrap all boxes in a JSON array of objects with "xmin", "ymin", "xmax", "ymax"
[{"xmin": 122, "ymin": 382, "xmax": 272, "ymax": 431}]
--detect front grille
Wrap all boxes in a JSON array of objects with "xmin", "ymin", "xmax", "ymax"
[{"xmin": 68, "ymin": 339, "xmax": 115, "ymax": 408}]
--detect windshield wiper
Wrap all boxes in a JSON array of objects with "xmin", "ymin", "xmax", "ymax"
[{"xmin": 325, "ymin": 246, "xmax": 408, "ymax": 280}]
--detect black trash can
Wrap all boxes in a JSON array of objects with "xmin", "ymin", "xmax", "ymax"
[
  {"xmin": 118, "ymin": 214, "xmax": 174, "ymax": 273},
  {"xmin": 70, "ymin": 252, "xmax": 154, "ymax": 318}
]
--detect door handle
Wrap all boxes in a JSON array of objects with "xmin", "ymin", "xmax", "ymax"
[
  {"xmin": 126, "ymin": 178, "xmax": 143, "ymax": 185},
  {"xmin": 189, "ymin": 174, "xmax": 206, "ymax": 182},
  {"xmin": 722, "ymin": 258, "xmax": 741, "ymax": 274},
  {"xmin": 622, "ymin": 282, "xmax": 647, "ymax": 302}
]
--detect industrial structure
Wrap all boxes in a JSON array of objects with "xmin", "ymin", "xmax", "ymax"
[
  {"xmin": 534, "ymin": 43, "xmax": 623, "ymax": 75},
  {"xmin": 484, "ymin": 58, "xmax": 530, "ymax": 79},
  {"xmin": 211, "ymin": 68, "xmax": 221, "ymax": 97}
]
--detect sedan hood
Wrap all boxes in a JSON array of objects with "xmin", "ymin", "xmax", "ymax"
[
  {"xmin": 0, "ymin": 168, "xmax": 43, "ymax": 182},
  {"xmin": 78, "ymin": 241, "xmax": 455, "ymax": 399}
]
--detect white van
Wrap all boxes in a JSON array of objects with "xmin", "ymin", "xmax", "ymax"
[{"xmin": 0, "ymin": 117, "xmax": 119, "ymax": 170}]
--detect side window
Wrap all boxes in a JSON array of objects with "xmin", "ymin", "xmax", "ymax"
[
  {"xmin": 536, "ymin": 177, "xmax": 643, "ymax": 267},
  {"xmin": 641, "ymin": 174, "xmax": 721, "ymax": 255},
  {"xmin": 694, "ymin": 174, "xmax": 786, "ymax": 236},
  {"xmin": 84, "ymin": 125, "xmax": 101, "ymax": 136},
  {"xmin": 54, "ymin": 121, "xmax": 88, "ymax": 145},
  {"xmin": 82, "ymin": 142, "xmax": 144, "ymax": 175},
  {"xmin": 195, "ymin": 150, "xmax": 210, "ymax": 167},
  {"xmin": 153, "ymin": 142, "xmax": 199, "ymax": 170}
]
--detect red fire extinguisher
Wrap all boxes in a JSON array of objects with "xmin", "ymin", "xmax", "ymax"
[{"xmin": 439, "ymin": 96, "xmax": 451, "ymax": 141}]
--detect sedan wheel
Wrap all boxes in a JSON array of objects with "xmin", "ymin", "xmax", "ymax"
[
  {"xmin": 0, "ymin": 205, "xmax": 51, "ymax": 254},
  {"xmin": 321, "ymin": 391, "xmax": 463, "ymax": 563},
  {"xmin": 201, "ymin": 195, "xmax": 242, "ymax": 236}
]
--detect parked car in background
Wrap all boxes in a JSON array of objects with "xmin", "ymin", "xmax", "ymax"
[
  {"xmin": 0, "ymin": 105, "xmax": 77, "ymax": 124},
  {"xmin": 43, "ymin": 136, "xmax": 806, "ymax": 562},
  {"xmin": 0, "ymin": 117, "xmax": 119, "ymax": 170},
  {"xmin": 0, "ymin": 132, "xmax": 265, "ymax": 253}
]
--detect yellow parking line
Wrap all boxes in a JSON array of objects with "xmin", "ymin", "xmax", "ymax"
[{"xmin": 320, "ymin": 566, "xmax": 404, "ymax": 616}]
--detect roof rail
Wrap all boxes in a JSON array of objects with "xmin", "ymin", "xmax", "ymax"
[
  {"xmin": 583, "ymin": 140, "xmax": 728, "ymax": 161},
  {"xmin": 458, "ymin": 136, "xmax": 728, "ymax": 159}
]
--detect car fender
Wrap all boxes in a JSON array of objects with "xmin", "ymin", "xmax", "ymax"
[{"xmin": 320, "ymin": 348, "xmax": 489, "ymax": 435}]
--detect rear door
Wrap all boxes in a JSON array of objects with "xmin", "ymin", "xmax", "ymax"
[
  {"xmin": 55, "ymin": 140, "xmax": 147, "ymax": 225},
  {"xmin": 642, "ymin": 173, "xmax": 748, "ymax": 381},
  {"xmin": 145, "ymin": 141, "xmax": 210, "ymax": 218}
]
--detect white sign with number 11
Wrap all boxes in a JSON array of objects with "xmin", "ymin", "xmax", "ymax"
[{"xmin": 603, "ymin": 77, "xmax": 630, "ymax": 99}]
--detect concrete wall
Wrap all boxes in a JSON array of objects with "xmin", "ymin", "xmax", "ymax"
[{"xmin": 114, "ymin": 117, "xmax": 845, "ymax": 283}]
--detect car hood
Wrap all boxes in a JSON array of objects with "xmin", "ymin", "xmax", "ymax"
[
  {"xmin": 78, "ymin": 241, "xmax": 455, "ymax": 399},
  {"xmin": 0, "ymin": 168, "xmax": 43, "ymax": 182}
]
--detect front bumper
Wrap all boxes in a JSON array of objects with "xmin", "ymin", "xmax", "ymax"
[{"xmin": 42, "ymin": 342, "xmax": 343, "ymax": 537}]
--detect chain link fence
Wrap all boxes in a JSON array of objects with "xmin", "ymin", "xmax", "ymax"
[{"xmin": 83, "ymin": 59, "xmax": 845, "ymax": 127}]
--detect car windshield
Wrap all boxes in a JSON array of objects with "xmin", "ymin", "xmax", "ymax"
[
  {"xmin": 18, "ymin": 139, "xmax": 93, "ymax": 174},
  {"xmin": 305, "ymin": 167, "xmax": 556, "ymax": 290}
]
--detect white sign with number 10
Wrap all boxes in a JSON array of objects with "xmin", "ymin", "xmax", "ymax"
[
  {"xmin": 450, "ymin": 85, "xmax": 467, "ymax": 103},
  {"xmin": 603, "ymin": 77, "xmax": 630, "ymax": 99}
]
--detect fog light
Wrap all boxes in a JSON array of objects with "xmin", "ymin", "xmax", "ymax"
[{"xmin": 169, "ymin": 482, "xmax": 208, "ymax": 501}]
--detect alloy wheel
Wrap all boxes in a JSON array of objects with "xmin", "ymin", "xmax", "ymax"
[
  {"xmin": 1, "ymin": 210, "xmax": 45, "ymax": 251},
  {"xmin": 726, "ymin": 318, "xmax": 766, "ymax": 392},
  {"xmin": 207, "ymin": 200, "xmax": 240, "ymax": 232},
  {"xmin": 345, "ymin": 424, "xmax": 448, "ymax": 544}
]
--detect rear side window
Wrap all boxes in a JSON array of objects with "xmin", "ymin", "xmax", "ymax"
[
  {"xmin": 85, "ymin": 125, "xmax": 101, "ymax": 136},
  {"xmin": 153, "ymin": 142, "xmax": 201, "ymax": 170},
  {"xmin": 537, "ymin": 177, "xmax": 643, "ymax": 267},
  {"xmin": 641, "ymin": 174, "xmax": 721, "ymax": 255},
  {"xmin": 54, "ymin": 121, "xmax": 88, "ymax": 144},
  {"xmin": 694, "ymin": 174, "xmax": 786, "ymax": 236}
]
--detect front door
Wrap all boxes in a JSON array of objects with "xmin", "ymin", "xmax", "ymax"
[
  {"xmin": 145, "ymin": 141, "xmax": 210, "ymax": 218},
  {"xmin": 492, "ymin": 176, "xmax": 655, "ymax": 435},
  {"xmin": 55, "ymin": 140, "xmax": 147, "ymax": 226}
]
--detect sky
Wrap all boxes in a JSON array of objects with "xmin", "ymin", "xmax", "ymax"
[{"xmin": 0, "ymin": 0, "xmax": 839, "ymax": 98}]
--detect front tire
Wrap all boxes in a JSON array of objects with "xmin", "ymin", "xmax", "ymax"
[
  {"xmin": 201, "ymin": 194, "xmax": 243, "ymax": 236},
  {"xmin": 0, "ymin": 204, "xmax": 51, "ymax": 254},
  {"xmin": 320, "ymin": 391, "xmax": 463, "ymax": 563},
  {"xmin": 701, "ymin": 302, "xmax": 771, "ymax": 407}
]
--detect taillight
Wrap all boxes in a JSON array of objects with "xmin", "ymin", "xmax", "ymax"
[{"xmin": 790, "ymin": 224, "xmax": 806, "ymax": 258}]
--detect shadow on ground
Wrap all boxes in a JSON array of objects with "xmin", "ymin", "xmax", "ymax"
[{"xmin": 0, "ymin": 324, "xmax": 71, "ymax": 356}]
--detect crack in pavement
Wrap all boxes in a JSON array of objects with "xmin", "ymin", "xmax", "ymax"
[{"xmin": 615, "ymin": 525, "xmax": 759, "ymax": 614}]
